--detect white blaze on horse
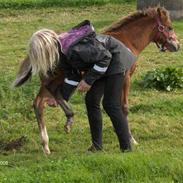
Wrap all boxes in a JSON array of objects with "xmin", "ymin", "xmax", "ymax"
[{"xmin": 13, "ymin": 7, "xmax": 179, "ymax": 155}]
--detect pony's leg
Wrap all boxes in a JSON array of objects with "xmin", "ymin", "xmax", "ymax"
[
  {"xmin": 43, "ymin": 80, "xmax": 74, "ymax": 133},
  {"xmin": 122, "ymin": 64, "xmax": 137, "ymax": 114},
  {"xmin": 56, "ymin": 91, "xmax": 74, "ymax": 133},
  {"xmin": 33, "ymin": 89, "xmax": 50, "ymax": 155},
  {"xmin": 122, "ymin": 71, "xmax": 130, "ymax": 116},
  {"xmin": 122, "ymin": 64, "xmax": 138, "ymax": 145}
]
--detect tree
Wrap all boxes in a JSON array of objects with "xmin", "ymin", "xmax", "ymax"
[{"xmin": 137, "ymin": 0, "xmax": 183, "ymax": 20}]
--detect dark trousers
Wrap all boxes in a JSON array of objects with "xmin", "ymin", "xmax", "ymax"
[{"xmin": 85, "ymin": 73, "xmax": 131, "ymax": 151}]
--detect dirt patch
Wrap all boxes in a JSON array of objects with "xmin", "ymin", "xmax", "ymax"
[{"xmin": 0, "ymin": 136, "xmax": 27, "ymax": 151}]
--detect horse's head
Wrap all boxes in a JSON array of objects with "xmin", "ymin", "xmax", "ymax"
[{"xmin": 153, "ymin": 7, "xmax": 180, "ymax": 52}]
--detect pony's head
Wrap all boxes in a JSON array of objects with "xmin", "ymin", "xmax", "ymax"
[
  {"xmin": 28, "ymin": 29, "xmax": 60, "ymax": 77},
  {"xmin": 153, "ymin": 7, "xmax": 180, "ymax": 52}
]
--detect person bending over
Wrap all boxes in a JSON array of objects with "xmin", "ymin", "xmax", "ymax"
[{"xmin": 28, "ymin": 20, "xmax": 137, "ymax": 152}]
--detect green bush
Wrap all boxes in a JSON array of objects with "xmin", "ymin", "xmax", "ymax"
[{"xmin": 141, "ymin": 67, "xmax": 183, "ymax": 91}]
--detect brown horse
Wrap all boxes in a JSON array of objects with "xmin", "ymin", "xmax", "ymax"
[{"xmin": 13, "ymin": 7, "xmax": 179, "ymax": 154}]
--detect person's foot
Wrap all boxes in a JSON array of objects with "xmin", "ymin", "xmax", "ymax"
[
  {"xmin": 120, "ymin": 142, "xmax": 132, "ymax": 153},
  {"xmin": 121, "ymin": 148, "xmax": 132, "ymax": 153},
  {"xmin": 87, "ymin": 144, "xmax": 102, "ymax": 152},
  {"xmin": 120, "ymin": 144, "xmax": 132, "ymax": 153}
]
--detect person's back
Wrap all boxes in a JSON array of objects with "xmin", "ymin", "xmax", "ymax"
[{"xmin": 27, "ymin": 21, "xmax": 137, "ymax": 152}]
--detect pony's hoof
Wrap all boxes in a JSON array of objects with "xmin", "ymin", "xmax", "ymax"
[
  {"xmin": 64, "ymin": 125, "xmax": 71, "ymax": 134},
  {"xmin": 130, "ymin": 136, "xmax": 139, "ymax": 146},
  {"xmin": 43, "ymin": 146, "xmax": 51, "ymax": 155}
]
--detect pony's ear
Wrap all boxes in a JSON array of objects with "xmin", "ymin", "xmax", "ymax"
[
  {"xmin": 157, "ymin": 7, "xmax": 170, "ymax": 23},
  {"xmin": 157, "ymin": 7, "xmax": 162, "ymax": 18},
  {"xmin": 157, "ymin": 7, "xmax": 165, "ymax": 22},
  {"xmin": 157, "ymin": 7, "xmax": 167, "ymax": 18}
]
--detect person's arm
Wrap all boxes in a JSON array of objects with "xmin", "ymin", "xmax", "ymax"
[
  {"xmin": 57, "ymin": 55, "xmax": 82, "ymax": 101},
  {"xmin": 72, "ymin": 39, "xmax": 112, "ymax": 86},
  {"xmin": 62, "ymin": 69, "xmax": 82, "ymax": 101}
]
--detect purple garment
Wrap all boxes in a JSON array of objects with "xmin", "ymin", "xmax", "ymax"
[{"xmin": 58, "ymin": 24, "xmax": 94, "ymax": 55}]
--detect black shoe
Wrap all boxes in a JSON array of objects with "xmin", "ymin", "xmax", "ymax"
[
  {"xmin": 121, "ymin": 148, "xmax": 132, "ymax": 153},
  {"xmin": 120, "ymin": 145, "xmax": 132, "ymax": 153},
  {"xmin": 87, "ymin": 144, "xmax": 102, "ymax": 152}
]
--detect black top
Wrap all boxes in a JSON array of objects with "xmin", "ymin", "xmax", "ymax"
[{"xmin": 59, "ymin": 33, "xmax": 137, "ymax": 86}]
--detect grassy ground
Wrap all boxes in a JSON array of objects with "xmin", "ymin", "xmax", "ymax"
[
  {"xmin": 0, "ymin": 1, "xmax": 183, "ymax": 182},
  {"xmin": 0, "ymin": 0, "xmax": 135, "ymax": 9}
]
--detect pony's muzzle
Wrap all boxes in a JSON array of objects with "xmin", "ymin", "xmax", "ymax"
[{"xmin": 165, "ymin": 39, "xmax": 180, "ymax": 52}]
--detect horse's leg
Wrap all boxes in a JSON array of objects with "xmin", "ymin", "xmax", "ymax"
[
  {"xmin": 33, "ymin": 87, "xmax": 51, "ymax": 155},
  {"xmin": 55, "ymin": 90, "xmax": 74, "ymax": 133},
  {"xmin": 43, "ymin": 78, "xmax": 74, "ymax": 133},
  {"xmin": 122, "ymin": 64, "xmax": 138, "ymax": 145},
  {"xmin": 122, "ymin": 71, "xmax": 130, "ymax": 116}
]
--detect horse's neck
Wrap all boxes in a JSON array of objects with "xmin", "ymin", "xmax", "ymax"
[{"xmin": 105, "ymin": 17, "xmax": 156, "ymax": 56}]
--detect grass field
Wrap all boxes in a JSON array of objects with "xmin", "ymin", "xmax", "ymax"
[
  {"xmin": 0, "ymin": 0, "xmax": 135, "ymax": 9},
  {"xmin": 0, "ymin": 0, "xmax": 183, "ymax": 182}
]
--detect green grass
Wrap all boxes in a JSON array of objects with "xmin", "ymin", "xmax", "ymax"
[
  {"xmin": 1, "ymin": 153, "xmax": 183, "ymax": 182},
  {"xmin": 0, "ymin": 1, "xmax": 183, "ymax": 182},
  {"xmin": 0, "ymin": 0, "xmax": 135, "ymax": 9}
]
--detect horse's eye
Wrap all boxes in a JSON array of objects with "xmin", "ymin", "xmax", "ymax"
[{"xmin": 168, "ymin": 27, "xmax": 173, "ymax": 31}]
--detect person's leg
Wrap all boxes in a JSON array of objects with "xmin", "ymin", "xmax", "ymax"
[
  {"xmin": 85, "ymin": 78, "xmax": 105, "ymax": 150},
  {"xmin": 102, "ymin": 73, "xmax": 131, "ymax": 151}
]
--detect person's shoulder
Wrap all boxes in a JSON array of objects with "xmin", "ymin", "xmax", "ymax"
[{"xmin": 95, "ymin": 34, "xmax": 111, "ymax": 46}]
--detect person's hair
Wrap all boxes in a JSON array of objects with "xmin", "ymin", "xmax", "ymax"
[{"xmin": 28, "ymin": 29, "xmax": 60, "ymax": 77}]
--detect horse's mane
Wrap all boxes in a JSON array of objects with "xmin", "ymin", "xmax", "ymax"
[{"xmin": 103, "ymin": 7, "xmax": 170, "ymax": 33}]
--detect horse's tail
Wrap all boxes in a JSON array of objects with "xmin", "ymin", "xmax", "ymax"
[{"xmin": 12, "ymin": 56, "xmax": 32, "ymax": 87}]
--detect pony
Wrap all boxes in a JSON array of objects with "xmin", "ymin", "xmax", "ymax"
[{"xmin": 13, "ymin": 7, "xmax": 180, "ymax": 154}]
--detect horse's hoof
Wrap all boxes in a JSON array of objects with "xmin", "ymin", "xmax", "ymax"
[
  {"xmin": 43, "ymin": 146, "xmax": 51, "ymax": 155},
  {"xmin": 130, "ymin": 136, "xmax": 139, "ymax": 146},
  {"xmin": 64, "ymin": 125, "xmax": 71, "ymax": 134}
]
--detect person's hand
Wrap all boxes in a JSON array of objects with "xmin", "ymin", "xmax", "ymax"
[{"xmin": 77, "ymin": 80, "xmax": 91, "ymax": 92}]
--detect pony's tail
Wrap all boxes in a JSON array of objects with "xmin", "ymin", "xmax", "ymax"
[{"xmin": 12, "ymin": 56, "xmax": 32, "ymax": 87}]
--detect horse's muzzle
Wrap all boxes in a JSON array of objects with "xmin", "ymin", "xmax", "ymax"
[{"xmin": 164, "ymin": 40, "xmax": 180, "ymax": 52}]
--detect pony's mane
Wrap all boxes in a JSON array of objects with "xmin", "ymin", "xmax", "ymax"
[{"xmin": 103, "ymin": 7, "xmax": 170, "ymax": 33}]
